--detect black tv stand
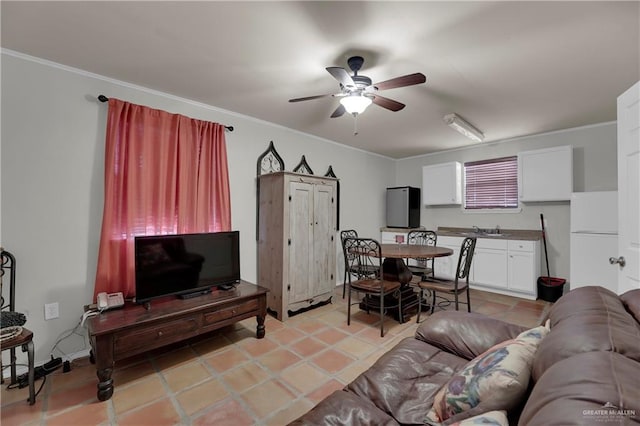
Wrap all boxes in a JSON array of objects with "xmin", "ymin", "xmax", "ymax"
[{"xmin": 178, "ymin": 288, "xmax": 212, "ymax": 299}]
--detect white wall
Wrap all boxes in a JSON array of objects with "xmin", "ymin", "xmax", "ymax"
[
  {"xmin": 395, "ymin": 122, "xmax": 617, "ymax": 285},
  {"xmin": 0, "ymin": 51, "xmax": 395, "ymax": 365}
]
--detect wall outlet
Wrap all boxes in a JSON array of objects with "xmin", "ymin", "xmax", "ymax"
[{"xmin": 44, "ymin": 302, "xmax": 59, "ymax": 320}]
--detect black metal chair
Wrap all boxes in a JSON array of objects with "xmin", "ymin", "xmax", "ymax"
[
  {"xmin": 1, "ymin": 249, "xmax": 35, "ymax": 405},
  {"xmin": 345, "ymin": 237, "xmax": 402, "ymax": 337},
  {"xmin": 406, "ymin": 230, "xmax": 437, "ymax": 280},
  {"xmin": 415, "ymin": 237, "xmax": 476, "ymax": 323},
  {"xmin": 340, "ymin": 230, "xmax": 378, "ymax": 298}
]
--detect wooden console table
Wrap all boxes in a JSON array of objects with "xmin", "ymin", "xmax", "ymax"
[{"xmin": 86, "ymin": 281, "xmax": 268, "ymax": 401}]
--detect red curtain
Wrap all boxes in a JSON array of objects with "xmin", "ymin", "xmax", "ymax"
[{"xmin": 94, "ymin": 99, "xmax": 231, "ymax": 298}]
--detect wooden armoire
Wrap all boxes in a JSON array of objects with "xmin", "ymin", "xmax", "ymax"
[{"xmin": 257, "ymin": 172, "xmax": 337, "ymax": 320}]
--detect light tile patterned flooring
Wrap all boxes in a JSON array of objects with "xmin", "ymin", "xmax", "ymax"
[{"xmin": 1, "ymin": 286, "xmax": 551, "ymax": 425}]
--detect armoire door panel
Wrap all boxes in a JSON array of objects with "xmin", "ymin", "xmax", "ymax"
[
  {"xmin": 288, "ymin": 182, "xmax": 314, "ymax": 304},
  {"xmin": 313, "ymin": 185, "xmax": 335, "ymax": 297}
]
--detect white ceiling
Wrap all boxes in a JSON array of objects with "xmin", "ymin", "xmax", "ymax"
[{"xmin": 2, "ymin": 1, "xmax": 638, "ymax": 158}]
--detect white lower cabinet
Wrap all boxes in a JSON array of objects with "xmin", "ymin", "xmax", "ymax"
[
  {"xmin": 433, "ymin": 236, "xmax": 540, "ymax": 299},
  {"xmin": 473, "ymin": 239, "xmax": 508, "ymax": 289},
  {"xmin": 433, "ymin": 236, "xmax": 462, "ymax": 280},
  {"xmin": 507, "ymin": 240, "xmax": 540, "ymax": 296}
]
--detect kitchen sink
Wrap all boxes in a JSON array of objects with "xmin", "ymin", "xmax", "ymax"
[
  {"xmin": 483, "ymin": 232, "xmax": 510, "ymax": 237},
  {"xmin": 460, "ymin": 232, "xmax": 478, "ymax": 237},
  {"xmin": 460, "ymin": 232, "xmax": 510, "ymax": 238}
]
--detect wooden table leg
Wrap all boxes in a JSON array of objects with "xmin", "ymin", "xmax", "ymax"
[
  {"xmin": 96, "ymin": 367, "xmax": 114, "ymax": 401},
  {"xmin": 93, "ymin": 337, "xmax": 115, "ymax": 401}
]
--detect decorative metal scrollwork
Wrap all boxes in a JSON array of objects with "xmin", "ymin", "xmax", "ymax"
[
  {"xmin": 257, "ymin": 141, "xmax": 285, "ymax": 176},
  {"xmin": 293, "ymin": 155, "xmax": 313, "ymax": 175},
  {"xmin": 256, "ymin": 141, "xmax": 285, "ymax": 240},
  {"xmin": 324, "ymin": 166, "xmax": 336, "ymax": 178}
]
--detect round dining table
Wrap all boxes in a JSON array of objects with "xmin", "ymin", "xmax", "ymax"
[
  {"xmin": 359, "ymin": 243, "xmax": 454, "ymax": 323},
  {"xmin": 379, "ymin": 244, "xmax": 453, "ymax": 285},
  {"xmin": 380, "ymin": 244, "xmax": 454, "ymax": 260}
]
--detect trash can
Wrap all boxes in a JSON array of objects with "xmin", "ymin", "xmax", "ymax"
[{"xmin": 537, "ymin": 276, "xmax": 566, "ymax": 303}]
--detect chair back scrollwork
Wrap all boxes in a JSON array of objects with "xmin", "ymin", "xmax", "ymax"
[
  {"xmin": 343, "ymin": 237, "xmax": 382, "ymax": 279},
  {"xmin": 407, "ymin": 230, "xmax": 437, "ymax": 268},
  {"xmin": 340, "ymin": 229, "xmax": 358, "ymax": 263},
  {"xmin": 1, "ymin": 249, "xmax": 17, "ymax": 313},
  {"xmin": 456, "ymin": 237, "xmax": 477, "ymax": 281}
]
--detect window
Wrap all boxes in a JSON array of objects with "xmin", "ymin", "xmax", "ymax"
[
  {"xmin": 464, "ymin": 156, "xmax": 518, "ymax": 209},
  {"xmin": 94, "ymin": 98, "xmax": 231, "ymax": 297}
]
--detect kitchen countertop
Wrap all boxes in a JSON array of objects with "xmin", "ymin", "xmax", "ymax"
[
  {"xmin": 437, "ymin": 227, "xmax": 542, "ymax": 241},
  {"xmin": 380, "ymin": 226, "xmax": 425, "ymax": 232}
]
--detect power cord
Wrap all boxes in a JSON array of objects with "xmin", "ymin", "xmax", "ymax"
[
  {"xmin": 12, "ymin": 356, "xmax": 63, "ymax": 388},
  {"xmin": 5, "ymin": 312, "xmax": 91, "ymax": 399},
  {"xmin": 49, "ymin": 316, "xmax": 89, "ymax": 363},
  {"xmin": 5, "ymin": 357, "xmax": 62, "ymax": 400},
  {"xmin": 6, "ymin": 374, "xmax": 47, "ymax": 399}
]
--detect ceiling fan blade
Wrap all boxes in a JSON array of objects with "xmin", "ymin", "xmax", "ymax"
[
  {"xmin": 288, "ymin": 94, "xmax": 335, "ymax": 103},
  {"xmin": 373, "ymin": 73, "xmax": 426, "ymax": 91},
  {"xmin": 330, "ymin": 104, "xmax": 346, "ymax": 118},
  {"xmin": 372, "ymin": 95, "xmax": 405, "ymax": 112},
  {"xmin": 326, "ymin": 67, "xmax": 356, "ymax": 88}
]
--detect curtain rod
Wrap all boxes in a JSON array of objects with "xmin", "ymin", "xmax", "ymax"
[{"xmin": 97, "ymin": 95, "xmax": 234, "ymax": 132}]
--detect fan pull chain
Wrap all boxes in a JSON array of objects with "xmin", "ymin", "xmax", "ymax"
[{"xmin": 353, "ymin": 113, "xmax": 359, "ymax": 135}]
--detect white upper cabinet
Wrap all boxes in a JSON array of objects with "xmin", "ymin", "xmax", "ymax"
[
  {"xmin": 518, "ymin": 145, "xmax": 573, "ymax": 202},
  {"xmin": 422, "ymin": 162, "xmax": 462, "ymax": 205}
]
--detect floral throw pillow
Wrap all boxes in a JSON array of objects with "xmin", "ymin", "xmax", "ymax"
[
  {"xmin": 450, "ymin": 410, "xmax": 508, "ymax": 426},
  {"xmin": 426, "ymin": 322, "xmax": 550, "ymax": 423}
]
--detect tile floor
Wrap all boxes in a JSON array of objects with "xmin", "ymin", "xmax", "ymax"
[{"xmin": 1, "ymin": 286, "xmax": 551, "ymax": 425}]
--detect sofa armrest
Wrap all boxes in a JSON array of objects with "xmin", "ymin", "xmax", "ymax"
[
  {"xmin": 621, "ymin": 289, "xmax": 640, "ymax": 323},
  {"xmin": 415, "ymin": 311, "xmax": 528, "ymax": 360}
]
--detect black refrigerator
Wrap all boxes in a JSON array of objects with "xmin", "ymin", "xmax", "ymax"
[{"xmin": 386, "ymin": 186, "xmax": 421, "ymax": 228}]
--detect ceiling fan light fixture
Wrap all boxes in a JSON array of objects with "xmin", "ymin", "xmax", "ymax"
[
  {"xmin": 443, "ymin": 113, "xmax": 484, "ymax": 142},
  {"xmin": 340, "ymin": 94, "xmax": 372, "ymax": 115}
]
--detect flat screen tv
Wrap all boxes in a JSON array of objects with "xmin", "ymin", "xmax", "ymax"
[{"xmin": 134, "ymin": 231, "xmax": 240, "ymax": 304}]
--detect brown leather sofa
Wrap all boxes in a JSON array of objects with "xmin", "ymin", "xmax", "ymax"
[{"xmin": 290, "ymin": 286, "xmax": 640, "ymax": 425}]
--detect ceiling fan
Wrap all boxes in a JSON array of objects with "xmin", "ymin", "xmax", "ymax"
[{"xmin": 289, "ymin": 56, "xmax": 426, "ymax": 119}]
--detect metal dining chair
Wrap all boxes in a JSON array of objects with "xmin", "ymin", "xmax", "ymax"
[
  {"xmin": 406, "ymin": 230, "xmax": 437, "ymax": 280},
  {"xmin": 344, "ymin": 237, "xmax": 402, "ymax": 337},
  {"xmin": 1, "ymin": 249, "xmax": 36, "ymax": 405},
  {"xmin": 415, "ymin": 237, "xmax": 476, "ymax": 323},
  {"xmin": 340, "ymin": 230, "xmax": 379, "ymax": 298}
]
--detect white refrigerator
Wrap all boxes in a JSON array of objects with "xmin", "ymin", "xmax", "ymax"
[{"xmin": 570, "ymin": 191, "xmax": 618, "ymax": 292}]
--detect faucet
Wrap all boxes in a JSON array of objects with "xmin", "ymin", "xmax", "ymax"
[{"xmin": 472, "ymin": 225, "xmax": 480, "ymax": 234}]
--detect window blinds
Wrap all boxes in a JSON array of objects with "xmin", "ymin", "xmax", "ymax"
[{"xmin": 464, "ymin": 156, "xmax": 518, "ymax": 209}]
